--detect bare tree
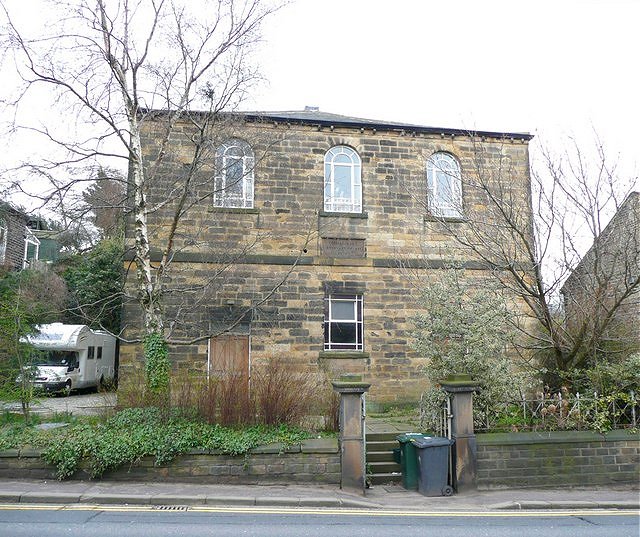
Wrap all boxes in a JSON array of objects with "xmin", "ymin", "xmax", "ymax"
[
  {"xmin": 422, "ymin": 135, "xmax": 639, "ymax": 386},
  {"xmin": 0, "ymin": 0, "xmax": 301, "ymax": 390}
]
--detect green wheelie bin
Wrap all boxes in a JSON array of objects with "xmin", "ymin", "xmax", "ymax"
[{"xmin": 396, "ymin": 433, "xmax": 427, "ymax": 490}]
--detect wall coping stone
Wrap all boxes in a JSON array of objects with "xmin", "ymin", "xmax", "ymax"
[
  {"xmin": 301, "ymin": 438, "xmax": 339, "ymax": 453},
  {"xmin": 249, "ymin": 442, "xmax": 301, "ymax": 454},
  {"xmin": 0, "ymin": 437, "xmax": 339, "ymax": 460},
  {"xmin": 477, "ymin": 429, "xmax": 639, "ymax": 446}
]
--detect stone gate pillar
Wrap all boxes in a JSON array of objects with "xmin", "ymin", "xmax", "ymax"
[
  {"xmin": 440, "ymin": 374, "xmax": 479, "ymax": 492},
  {"xmin": 332, "ymin": 374, "xmax": 370, "ymax": 496}
]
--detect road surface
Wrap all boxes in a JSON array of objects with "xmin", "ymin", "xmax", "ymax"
[{"xmin": 0, "ymin": 505, "xmax": 637, "ymax": 537}]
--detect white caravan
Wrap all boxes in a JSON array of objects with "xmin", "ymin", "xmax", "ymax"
[{"xmin": 25, "ymin": 323, "xmax": 116, "ymax": 394}]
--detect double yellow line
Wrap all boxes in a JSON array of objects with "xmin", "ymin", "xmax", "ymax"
[{"xmin": 0, "ymin": 504, "xmax": 637, "ymax": 518}]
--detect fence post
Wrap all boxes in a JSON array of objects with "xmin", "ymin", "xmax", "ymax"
[
  {"xmin": 440, "ymin": 374, "xmax": 479, "ymax": 493},
  {"xmin": 332, "ymin": 374, "xmax": 371, "ymax": 496}
]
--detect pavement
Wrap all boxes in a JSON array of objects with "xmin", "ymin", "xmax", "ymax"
[{"xmin": 0, "ymin": 479, "xmax": 637, "ymax": 512}]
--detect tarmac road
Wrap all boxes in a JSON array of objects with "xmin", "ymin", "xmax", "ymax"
[{"xmin": 0, "ymin": 506, "xmax": 637, "ymax": 537}]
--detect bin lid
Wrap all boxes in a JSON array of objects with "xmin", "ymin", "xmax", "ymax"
[
  {"xmin": 410, "ymin": 436, "xmax": 453, "ymax": 448},
  {"xmin": 396, "ymin": 432, "xmax": 428, "ymax": 443}
]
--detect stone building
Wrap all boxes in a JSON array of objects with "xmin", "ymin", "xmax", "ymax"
[
  {"xmin": 562, "ymin": 191, "xmax": 640, "ymax": 352},
  {"xmin": 0, "ymin": 202, "xmax": 40, "ymax": 271},
  {"xmin": 121, "ymin": 109, "xmax": 533, "ymax": 404}
]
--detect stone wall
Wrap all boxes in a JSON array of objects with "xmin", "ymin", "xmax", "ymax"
[
  {"xmin": 121, "ymin": 113, "xmax": 534, "ymax": 404},
  {"xmin": 476, "ymin": 430, "xmax": 640, "ymax": 489},
  {"xmin": 562, "ymin": 191, "xmax": 640, "ymax": 347},
  {"xmin": 0, "ymin": 439, "xmax": 340, "ymax": 484},
  {"xmin": 0, "ymin": 204, "xmax": 28, "ymax": 271}
]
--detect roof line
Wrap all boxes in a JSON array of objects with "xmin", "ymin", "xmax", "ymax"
[
  {"xmin": 138, "ymin": 108, "xmax": 533, "ymax": 140},
  {"xmin": 242, "ymin": 112, "xmax": 533, "ymax": 140}
]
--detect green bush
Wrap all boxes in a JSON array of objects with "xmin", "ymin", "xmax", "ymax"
[
  {"xmin": 561, "ymin": 353, "xmax": 640, "ymax": 395},
  {"xmin": 38, "ymin": 407, "xmax": 311, "ymax": 479},
  {"xmin": 61, "ymin": 237, "xmax": 123, "ymax": 333},
  {"xmin": 411, "ymin": 268, "xmax": 525, "ymax": 430}
]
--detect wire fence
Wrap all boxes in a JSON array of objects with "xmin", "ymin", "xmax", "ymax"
[{"xmin": 473, "ymin": 390, "xmax": 638, "ymax": 433}]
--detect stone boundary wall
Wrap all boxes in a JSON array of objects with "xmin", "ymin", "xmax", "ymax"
[
  {"xmin": 0, "ymin": 439, "xmax": 340, "ymax": 485},
  {"xmin": 476, "ymin": 430, "xmax": 639, "ymax": 489}
]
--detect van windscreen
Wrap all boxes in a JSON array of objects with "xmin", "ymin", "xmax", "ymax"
[{"xmin": 33, "ymin": 350, "xmax": 79, "ymax": 367}]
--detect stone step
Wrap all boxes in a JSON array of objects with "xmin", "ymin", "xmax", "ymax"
[
  {"xmin": 365, "ymin": 440, "xmax": 398, "ymax": 452},
  {"xmin": 367, "ymin": 450, "xmax": 397, "ymax": 463},
  {"xmin": 368, "ymin": 461, "xmax": 401, "ymax": 474},
  {"xmin": 368, "ymin": 471, "xmax": 402, "ymax": 486},
  {"xmin": 365, "ymin": 431, "xmax": 405, "ymax": 443}
]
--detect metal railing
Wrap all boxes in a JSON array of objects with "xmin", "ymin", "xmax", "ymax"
[{"xmin": 475, "ymin": 390, "xmax": 638, "ymax": 433}]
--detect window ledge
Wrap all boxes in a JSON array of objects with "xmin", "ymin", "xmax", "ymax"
[
  {"xmin": 319, "ymin": 211, "xmax": 368, "ymax": 219},
  {"xmin": 208, "ymin": 207, "xmax": 259, "ymax": 214},
  {"xmin": 423, "ymin": 214, "xmax": 466, "ymax": 224},
  {"xmin": 319, "ymin": 351, "xmax": 370, "ymax": 360}
]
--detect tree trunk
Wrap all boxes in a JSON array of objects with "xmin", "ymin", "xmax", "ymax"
[{"xmin": 129, "ymin": 117, "xmax": 164, "ymax": 337}]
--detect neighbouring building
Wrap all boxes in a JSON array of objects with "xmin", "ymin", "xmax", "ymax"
[
  {"xmin": 562, "ymin": 191, "xmax": 640, "ymax": 352},
  {"xmin": 120, "ymin": 109, "xmax": 534, "ymax": 404},
  {"xmin": 27, "ymin": 217, "xmax": 62, "ymax": 264},
  {"xmin": 0, "ymin": 202, "xmax": 40, "ymax": 271}
]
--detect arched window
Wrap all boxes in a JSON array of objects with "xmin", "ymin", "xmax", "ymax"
[
  {"xmin": 426, "ymin": 152, "xmax": 463, "ymax": 218},
  {"xmin": 214, "ymin": 139, "xmax": 254, "ymax": 208},
  {"xmin": 324, "ymin": 146, "xmax": 362, "ymax": 213}
]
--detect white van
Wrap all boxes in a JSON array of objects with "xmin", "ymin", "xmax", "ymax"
[{"xmin": 24, "ymin": 323, "xmax": 117, "ymax": 394}]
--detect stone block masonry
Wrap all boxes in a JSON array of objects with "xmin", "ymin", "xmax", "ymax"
[
  {"xmin": 0, "ymin": 439, "xmax": 340, "ymax": 484},
  {"xmin": 122, "ymin": 112, "xmax": 535, "ymax": 404},
  {"xmin": 476, "ymin": 430, "xmax": 640, "ymax": 488}
]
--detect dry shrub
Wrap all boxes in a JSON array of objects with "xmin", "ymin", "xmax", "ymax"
[
  {"xmin": 116, "ymin": 368, "xmax": 149, "ymax": 409},
  {"xmin": 170, "ymin": 368, "xmax": 252, "ymax": 425},
  {"xmin": 215, "ymin": 372, "xmax": 253, "ymax": 426},
  {"xmin": 196, "ymin": 378, "xmax": 219, "ymax": 424},
  {"xmin": 252, "ymin": 356, "xmax": 319, "ymax": 427},
  {"xmin": 116, "ymin": 357, "xmax": 339, "ymax": 429},
  {"xmin": 323, "ymin": 390, "xmax": 340, "ymax": 432},
  {"xmin": 170, "ymin": 370, "xmax": 206, "ymax": 419},
  {"xmin": 117, "ymin": 367, "xmax": 176, "ymax": 414}
]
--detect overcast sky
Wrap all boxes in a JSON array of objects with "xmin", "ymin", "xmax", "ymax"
[
  {"xmin": 250, "ymin": 0, "xmax": 639, "ymax": 185},
  {"xmin": 1, "ymin": 0, "xmax": 638, "ymax": 202}
]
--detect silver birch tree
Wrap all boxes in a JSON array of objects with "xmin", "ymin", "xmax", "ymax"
[{"xmin": 0, "ymin": 0, "xmax": 283, "ymax": 391}]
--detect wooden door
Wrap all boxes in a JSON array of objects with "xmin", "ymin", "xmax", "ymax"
[{"xmin": 209, "ymin": 334, "xmax": 250, "ymax": 384}]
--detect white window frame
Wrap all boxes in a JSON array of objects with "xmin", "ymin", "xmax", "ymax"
[
  {"xmin": 324, "ymin": 294, "xmax": 363, "ymax": 351},
  {"xmin": 324, "ymin": 146, "xmax": 362, "ymax": 213},
  {"xmin": 23, "ymin": 227, "xmax": 40, "ymax": 269},
  {"xmin": 426, "ymin": 152, "xmax": 463, "ymax": 218},
  {"xmin": 214, "ymin": 139, "xmax": 255, "ymax": 208},
  {"xmin": 0, "ymin": 219, "xmax": 7, "ymax": 264}
]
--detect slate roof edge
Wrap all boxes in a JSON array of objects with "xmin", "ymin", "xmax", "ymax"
[
  {"xmin": 137, "ymin": 108, "xmax": 533, "ymax": 141},
  {"xmin": 242, "ymin": 111, "xmax": 534, "ymax": 140}
]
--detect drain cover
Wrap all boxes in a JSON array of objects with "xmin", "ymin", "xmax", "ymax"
[{"xmin": 152, "ymin": 505, "xmax": 189, "ymax": 511}]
